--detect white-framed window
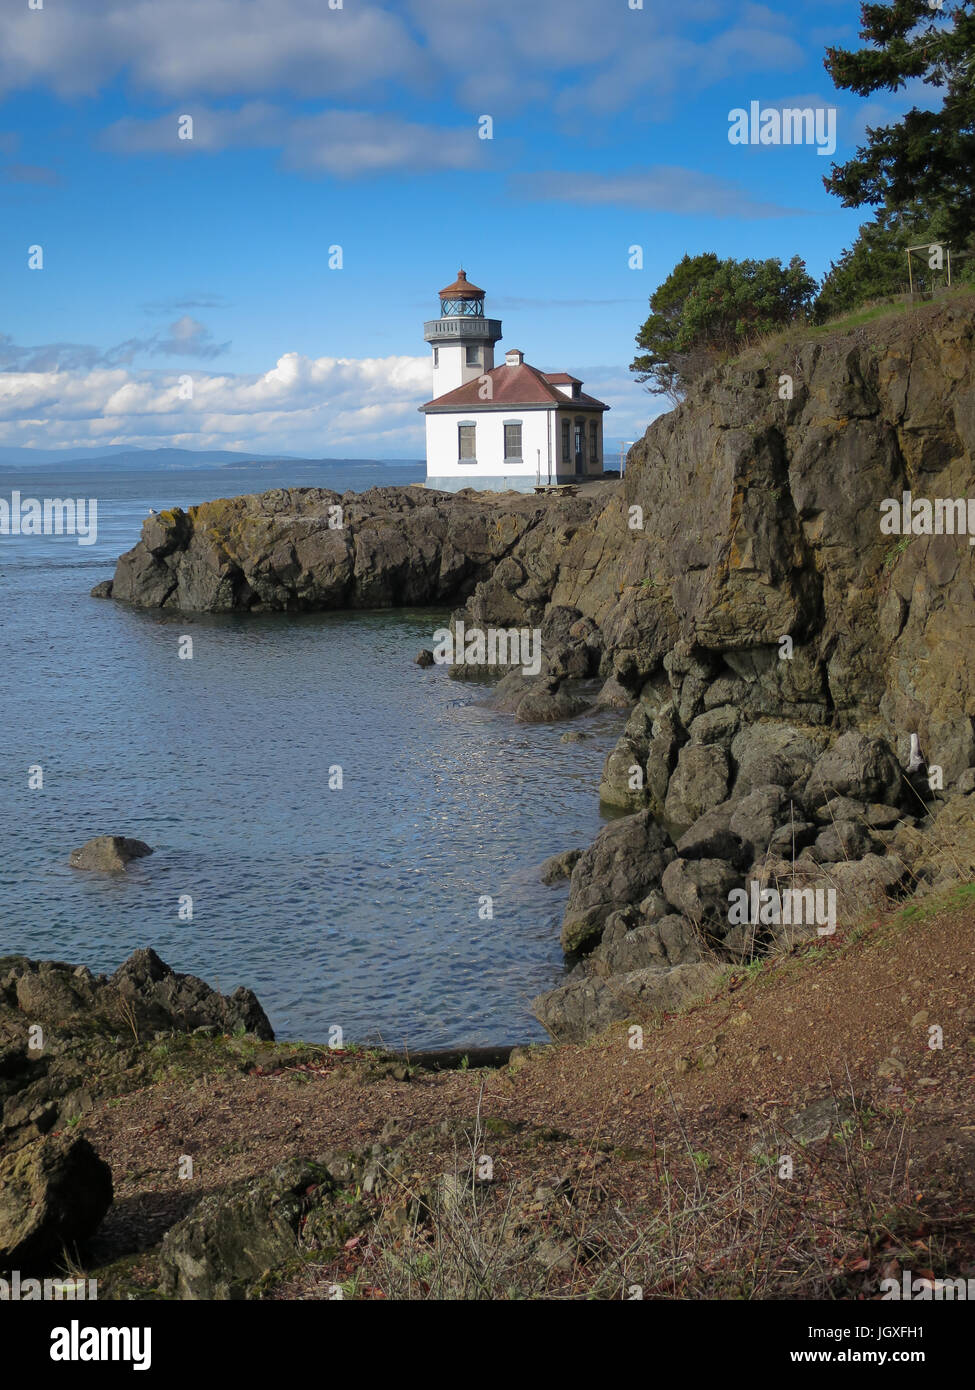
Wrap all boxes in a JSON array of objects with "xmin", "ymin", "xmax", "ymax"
[
  {"xmin": 458, "ymin": 422, "xmax": 476, "ymax": 461},
  {"xmin": 433, "ymin": 347, "xmax": 439, "ymax": 367},
  {"xmin": 503, "ymin": 421, "xmax": 522, "ymax": 461}
]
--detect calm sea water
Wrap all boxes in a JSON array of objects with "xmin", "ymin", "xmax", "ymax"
[{"xmin": 0, "ymin": 460, "xmax": 621, "ymax": 1046}]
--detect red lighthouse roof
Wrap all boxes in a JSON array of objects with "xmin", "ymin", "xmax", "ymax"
[{"xmin": 439, "ymin": 268, "xmax": 485, "ymax": 299}]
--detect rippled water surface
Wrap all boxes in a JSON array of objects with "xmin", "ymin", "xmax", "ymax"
[{"xmin": 0, "ymin": 461, "xmax": 621, "ymax": 1046}]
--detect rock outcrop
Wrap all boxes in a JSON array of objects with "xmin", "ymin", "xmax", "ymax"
[
  {"xmin": 158, "ymin": 1153, "xmax": 375, "ymax": 1299},
  {"xmin": 69, "ymin": 836, "xmax": 153, "ymax": 873},
  {"xmin": 0, "ymin": 951, "xmax": 278, "ymax": 1270},
  {"xmin": 1, "ymin": 950, "xmax": 273, "ymax": 1155},
  {"xmin": 100, "ymin": 486, "xmax": 610, "ymax": 616},
  {"xmin": 0, "ymin": 1134, "xmax": 113, "ymax": 1266}
]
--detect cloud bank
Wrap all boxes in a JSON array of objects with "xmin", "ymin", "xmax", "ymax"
[{"xmin": 0, "ymin": 346, "xmax": 655, "ymax": 457}]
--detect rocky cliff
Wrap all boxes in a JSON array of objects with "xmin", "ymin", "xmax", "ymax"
[{"xmin": 98, "ymin": 298, "xmax": 975, "ymax": 1042}]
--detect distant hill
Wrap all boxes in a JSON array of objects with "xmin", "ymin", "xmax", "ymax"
[{"xmin": 0, "ymin": 445, "xmax": 422, "ymax": 470}]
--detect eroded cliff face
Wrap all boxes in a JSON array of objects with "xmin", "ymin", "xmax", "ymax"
[
  {"xmin": 534, "ymin": 298, "xmax": 975, "ymax": 779},
  {"xmin": 99, "ymin": 300, "xmax": 975, "ymax": 1040}
]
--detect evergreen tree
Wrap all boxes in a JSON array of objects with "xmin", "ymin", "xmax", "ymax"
[{"xmin": 824, "ymin": 1, "xmax": 975, "ymax": 247}]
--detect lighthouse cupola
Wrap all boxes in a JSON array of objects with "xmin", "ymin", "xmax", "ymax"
[{"xmin": 424, "ymin": 268, "xmax": 502, "ymax": 396}]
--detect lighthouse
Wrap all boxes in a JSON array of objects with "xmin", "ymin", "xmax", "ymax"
[
  {"xmin": 419, "ymin": 268, "xmax": 609, "ymax": 493},
  {"xmin": 423, "ymin": 269, "xmax": 503, "ymax": 396}
]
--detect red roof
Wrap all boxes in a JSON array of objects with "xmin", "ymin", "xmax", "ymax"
[
  {"xmin": 439, "ymin": 269, "xmax": 484, "ymax": 299},
  {"xmin": 543, "ymin": 372, "xmax": 582, "ymax": 385},
  {"xmin": 420, "ymin": 359, "xmax": 609, "ymax": 412}
]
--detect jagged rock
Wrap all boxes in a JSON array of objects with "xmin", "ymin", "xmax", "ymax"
[
  {"xmin": 665, "ymin": 643, "xmax": 720, "ymax": 727},
  {"xmin": 676, "ymin": 805, "xmax": 747, "ymax": 867},
  {"xmin": 728, "ymin": 785, "xmax": 789, "ymax": 855},
  {"xmin": 809, "ymin": 819, "xmax": 876, "ymax": 864},
  {"xmin": 158, "ymin": 1156, "xmax": 371, "ymax": 1299},
  {"xmin": 807, "ymin": 732, "xmax": 902, "ymax": 809},
  {"xmin": 661, "ymin": 858, "xmax": 742, "ymax": 927},
  {"xmin": 598, "ymin": 906, "xmax": 641, "ymax": 945},
  {"xmin": 106, "ymin": 487, "xmax": 608, "ymax": 615},
  {"xmin": 515, "ymin": 681, "xmax": 590, "ymax": 724},
  {"xmin": 594, "ymin": 675, "xmax": 633, "ymax": 709},
  {"xmin": 748, "ymin": 852, "xmax": 909, "ymax": 943},
  {"xmin": 955, "ymin": 768, "xmax": 975, "ymax": 795},
  {"xmin": 687, "ymin": 704, "xmax": 741, "ymax": 749},
  {"xmin": 493, "ymin": 671, "xmax": 590, "ymax": 723},
  {"xmin": 730, "ymin": 724, "xmax": 824, "ymax": 798},
  {"xmin": 68, "ymin": 836, "xmax": 152, "ymax": 873},
  {"xmin": 0, "ymin": 950, "xmax": 271, "ymax": 1044},
  {"xmin": 768, "ymin": 821, "xmax": 818, "ymax": 855},
  {"xmin": 112, "ymin": 948, "xmax": 273, "ymax": 1040},
  {"xmin": 597, "ymin": 695, "xmax": 661, "ymax": 810},
  {"xmin": 590, "ymin": 914, "xmax": 701, "ymax": 976},
  {"xmin": 811, "ymin": 798, "xmax": 868, "ymax": 827},
  {"xmin": 415, "ymin": 649, "xmax": 434, "ymax": 667},
  {"xmin": 533, "ymin": 961, "xmax": 723, "ymax": 1043},
  {"xmin": 540, "ymin": 849, "xmax": 582, "ymax": 885},
  {"xmin": 0, "ymin": 1134, "xmax": 113, "ymax": 1267},
  {"xmin": 664, "ymin": 743, "xmax": 730, "ymax": 831},
  {"xmin": 540, "ymin": 606, "xmax": 601, "ymax": 680},
  {"xmin": 559, "ymin": 811, "xmax": 674, "ymax": 955},
  {"xmin": 89, "ymin": 579, "xmax": 113, "ymax": 599}
]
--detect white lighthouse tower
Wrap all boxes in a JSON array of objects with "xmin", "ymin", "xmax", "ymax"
[{"xmin": 423, "ymin": 269, "xmax": 503, "ymax": 396}]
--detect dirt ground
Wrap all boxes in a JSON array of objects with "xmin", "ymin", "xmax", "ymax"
[{"xmin": 78, "ymin": 883, "xmax": 975, "ymax": 1299}]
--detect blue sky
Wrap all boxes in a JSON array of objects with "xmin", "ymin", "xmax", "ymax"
[{"xmin": 0, "ymin": 0, "xmax": 922, "ymax": 457}]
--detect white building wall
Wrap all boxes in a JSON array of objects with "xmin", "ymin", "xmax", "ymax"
[{"xmin": 425, "ymin": 409, "xmax": 554, "ymax": 490}]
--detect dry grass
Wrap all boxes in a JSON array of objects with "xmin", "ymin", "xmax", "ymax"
[{"xmin": 345, "ymin": 1075, "xmax": 924, "ymax": 1301}]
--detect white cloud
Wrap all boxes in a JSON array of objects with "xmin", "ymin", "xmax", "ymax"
[
  {"xmin": 101, "ymin": 105, "xmax": 485, "ymax": 176},
  {"xmin": 0, "ymin": 0, "xmax": 817, "ymax": 123},
  {"xmin": 0, "ymin": 0, "xmax": 429, "ymax": 100},
  {"xmin": 0, "ymin": 349, "xmax": 433, "ymax": 455}
]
